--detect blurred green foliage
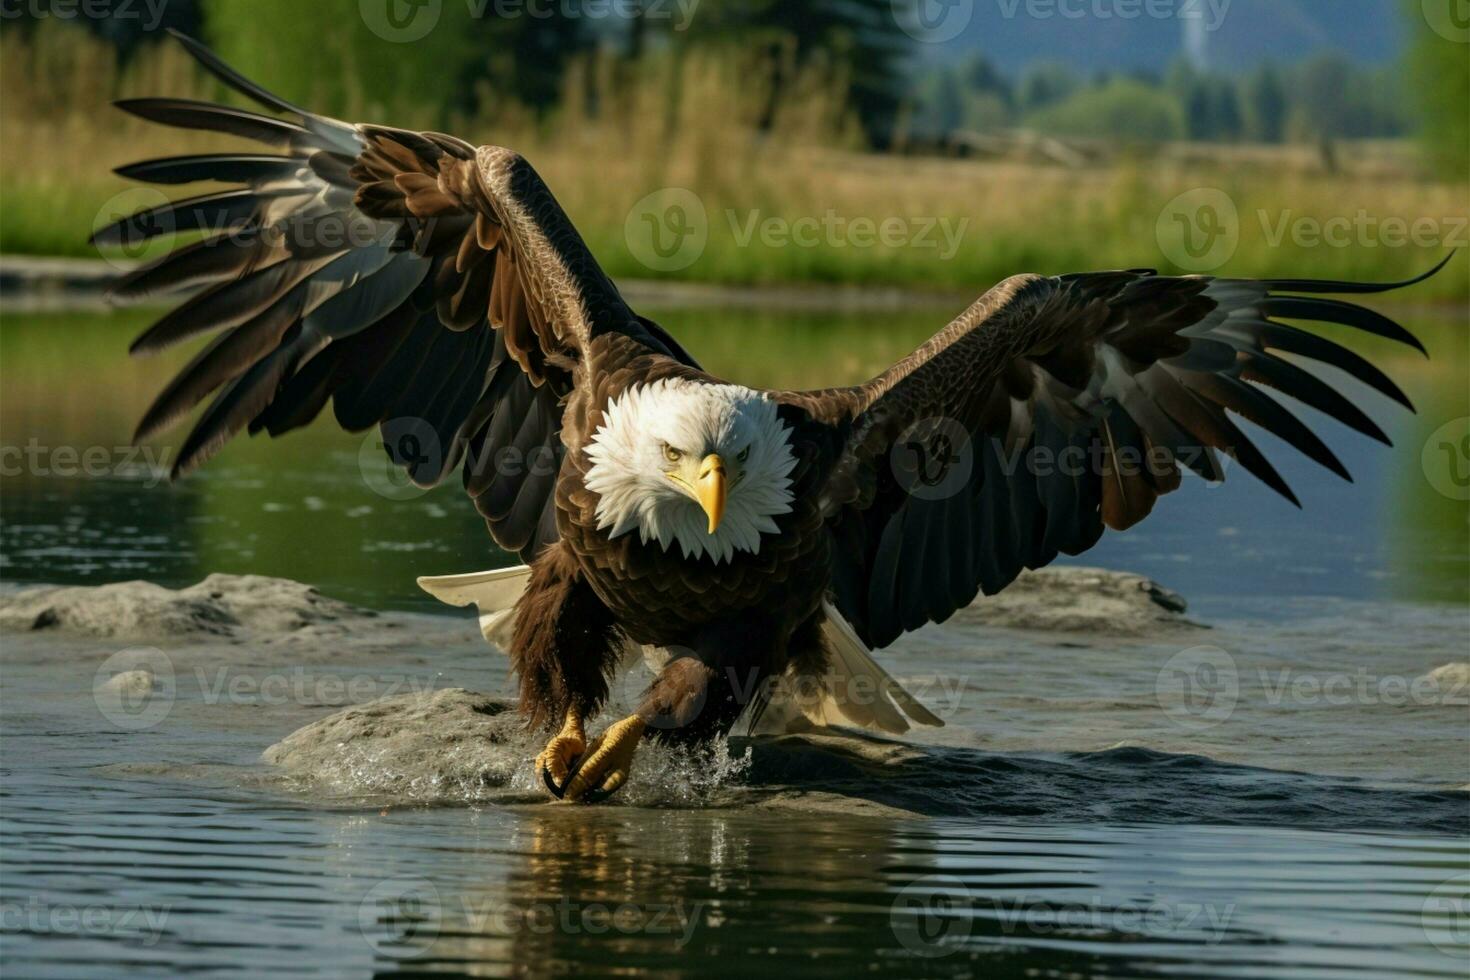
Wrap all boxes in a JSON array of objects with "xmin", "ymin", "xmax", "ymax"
[
  {"xmin": 1027, "ymin": 79, "xmax": 1185, "ymax": 142},
  {"xmin": 202, "ymin": 0, "xmax": 533, "ymax": 124},
  {"xmin": 1404, "ymin": 0, "xmax": 1470, "ymax": 178},
  {"xmin": 915, "ymin": 54, "xmax": 1410, "ymax": 145}
]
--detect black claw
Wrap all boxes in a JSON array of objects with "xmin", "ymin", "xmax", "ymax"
[
  {"xmin": 540, "ymin": 763, "xmax": 567, "ymax": 799},
  {"xmin": 578, "ymin": 780, "xmax": 622, "ymax": 805}
]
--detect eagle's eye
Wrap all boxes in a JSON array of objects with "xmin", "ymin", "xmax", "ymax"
[
  {"xmin": 663, "ymin": 444, "xmax": 683, "ymax": 464},
  {"xmin": 736, "ymin": 445, "xmax": 750, "ymax": 462}
]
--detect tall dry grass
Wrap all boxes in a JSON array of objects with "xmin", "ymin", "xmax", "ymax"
[{"xmin": 2, "ymin": 23, "xmax": 1465, "ymax": 299}]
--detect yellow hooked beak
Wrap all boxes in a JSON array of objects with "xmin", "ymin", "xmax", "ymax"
[{"xmin": 696, "ymin": 453, "xmax": 727, "ymax": 534}]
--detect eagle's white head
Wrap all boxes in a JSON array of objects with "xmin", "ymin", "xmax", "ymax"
[{"xmin": 583, "ymin": 379, "xmax": 798, "ymax": 563}]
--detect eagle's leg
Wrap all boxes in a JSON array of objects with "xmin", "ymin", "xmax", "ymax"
[
  {"xmin": 535, "ymin": 708, "xmax": 587, "ymax": 797},
  {"xmin": 561, "ymin": 714, "xmax": 648, "ymax": 803},
  {"xmin": 509, "ymin": 542, "xmax": 624, "ymax": 800},
  {"xmin": 559, "ymin": 645, "xmax": 765, "ymax": 802}
]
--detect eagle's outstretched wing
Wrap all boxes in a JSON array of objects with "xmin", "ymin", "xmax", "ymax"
[
  {"xmin": 100, "ymin": 31, "xmax": 695, "ymax": 561},
  {"xmin": 797, "ymin": 259, "xmax": 1450, "ymax": 649}
]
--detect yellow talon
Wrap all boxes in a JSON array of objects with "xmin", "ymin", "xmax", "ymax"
[
  {"xmin": 535, "ymin": 708, "xmax": 586, "ymax": 796},
  {"xmin": 563, "ymin": 715, "xmax": 647, "ymax": 803}
]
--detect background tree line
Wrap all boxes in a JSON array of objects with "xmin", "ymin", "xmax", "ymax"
[
  {"xmin": 910, "ymin": 54, "xmax": 1412, "ymax": 146},
  {"xmin": 1, "ymin": 0, "xmax": 1464, "ymax": 175}
]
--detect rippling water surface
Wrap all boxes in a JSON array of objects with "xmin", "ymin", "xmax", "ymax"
[{"xmin": 2, "ymin": 301, "xmax": 1467, "ymax": 977}]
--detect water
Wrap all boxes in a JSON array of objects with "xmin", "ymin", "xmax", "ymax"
[{"xmin": 2, "ymin": 299, "xmax": 1467, "ymax": 977}]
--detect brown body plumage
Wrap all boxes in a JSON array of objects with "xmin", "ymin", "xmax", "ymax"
[{"xmin": 105, "ymin": 34, "xmax": 1448, "ymax": 800}]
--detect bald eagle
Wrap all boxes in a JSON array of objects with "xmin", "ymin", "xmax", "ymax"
[{"xmin": 103, "ymin": 34, "xmax": 1446, "ymax": 802}]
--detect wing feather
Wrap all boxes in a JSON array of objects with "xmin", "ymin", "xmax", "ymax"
[
  {"xmin": 111, "ymin": 33, "xmax": 695, "ymax": 561},
  {"xmin": 805, "ymin": 261, "xmax": 1448, "ymax": 648}
]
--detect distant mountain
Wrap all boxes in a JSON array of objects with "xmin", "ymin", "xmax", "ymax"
[{"xmin": 919, "ymin": 0, "xmax": 1405, "ymax": 74}]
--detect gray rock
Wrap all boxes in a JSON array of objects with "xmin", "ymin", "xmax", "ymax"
[
  {"xmin": 263, "ymin": 689, "xmax": 529, "ymax": 800},
  {"xmin": 261, "ymin": 687, "xmax": 920, "ymax": 812},
  {"xmin": 953, "ymin": 565, "xmax": 1198, "ymax": 634},
  {"xmin": 0, "ymin": 574, "xmax": 374, "ymax": 642}
]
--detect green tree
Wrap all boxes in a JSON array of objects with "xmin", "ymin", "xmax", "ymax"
[
  {"xmin": 1017, "ymin": 62, "xmax": 1080, "ymax": 113},
  {"xmin": 1028, "ymin": 79, "xmax": 1183, "ymax": 142},
  {"xmin": 202, "ymin": 0, "xmax": 588, "ymax": 124},
  {"xmin": 1404, "ymin": 4, "xmax": 1469, "ymax": 177},
  {"xmin": 1245, "ymin": 62, "xmax": 1287, "ymax": 143},
  {"xmin": 669, "ymin": 0, "xmax": 912, "ymax": 147}
]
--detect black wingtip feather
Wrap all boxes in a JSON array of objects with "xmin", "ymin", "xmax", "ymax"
[
  {"xmin": 1263, "ymin": 250, "xmax": 1458, "ymax": 296},
  {"xmin": 166, "ymin": 29, "xmax": 309, "ymax": 119}
]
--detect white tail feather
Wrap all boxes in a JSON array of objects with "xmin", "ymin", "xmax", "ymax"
[{"xmin": 416, "ymin": 566, "xmax": 942, "ymax": 735}]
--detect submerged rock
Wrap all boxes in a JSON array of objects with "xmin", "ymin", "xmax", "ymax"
[
  {"xmin": 0, "ymin": 574, "xmax": 374, "ymax": 642},
  {"xmin": 260, "ymin": 687, "xmax": 1467, "ymax": 831},
  {"xmin": 261, "ymin": 687, "xmax": 912, "ymax": 812},
  {"xmin": 263, "ymin": 688, "xmax": 528, "ymax": 800},
  {"xmin": 952, "ymin": 565, "xmax": 1198, "ymax": 634}
]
